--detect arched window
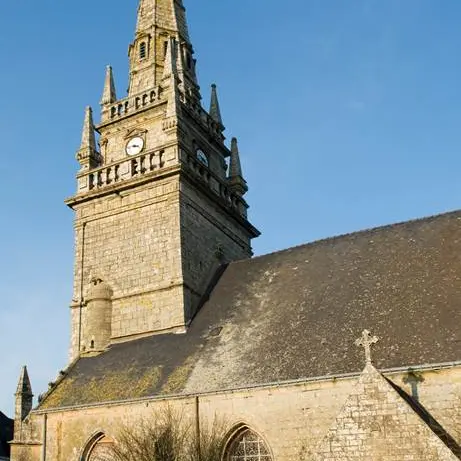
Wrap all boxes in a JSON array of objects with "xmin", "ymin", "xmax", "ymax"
[
  {"xmin": 224, "ymin": 426, "xmax": 272, "ymax": 461},
  {"xmin": 82, "ymin": 433, "xmax": 114, "ymax": 461},
  {"xmin": 140, "ymin": 41, "xmax": 147, "ymax": 59},
  {"xmin": 196, "ymin": 148, "xmax": 209, "ymax": 167}
]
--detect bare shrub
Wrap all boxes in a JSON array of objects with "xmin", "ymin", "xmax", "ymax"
[
  {"xmin": 190, "ymin": 415, "xmax": 225, "ymax": 461},
  {"xmin": 108, "ymin": 407, "xmax": 225, "ymax": 461}
]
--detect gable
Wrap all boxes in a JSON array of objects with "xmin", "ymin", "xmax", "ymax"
[{"xmin": 313, "ymin": 364, "xmax": 460, "ymax": 460}]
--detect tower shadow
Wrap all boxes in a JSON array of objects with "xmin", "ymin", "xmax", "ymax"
[{"xmin": 387, "ymin": 377, "xmax": 461, "ymax": 459}]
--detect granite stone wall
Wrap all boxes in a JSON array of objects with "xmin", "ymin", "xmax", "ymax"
[{"xmin": 11, "ymin": 366, "xmax": 461, "ymax": 461}]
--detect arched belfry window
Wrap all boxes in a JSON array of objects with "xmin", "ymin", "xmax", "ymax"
[
  {"xmin": 140, "ymin": 41, "xmax": 147, "ymax": 59},
  {"xmin": 224, "ymin": 426, "xmax": 272, "ymax": 461},
  {"xmin": 82, "ymin": 432, "xmax": 114, "ymax": 461}
]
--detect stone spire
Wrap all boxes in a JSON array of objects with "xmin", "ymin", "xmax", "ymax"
[
  {"xmin": 209, "ymin": 84, "xmax": 223, "ymax": 126},
  {"xmin": 81, "ymin": 106, "xmax": 96, "ymax": 150},
  {"xmin": 228, "ymin": 137, "xmax": 248, "ymax": 196},
  {"xmin": 135, "ymin": 0, "xmax": 190, "ymax": 40},
  {"xmin": 128, "ymin": 0, "xmax": 199, "ymax": 99},
  {"xmin": 135, "ymin": 0, "xmax": 155, "ymax": 35},
  {"xmin": 100, "ymin": 65, "xmax": 117, "ymax": 106},
  {"xmin": 15, "ymin": 366, "xmax": 33, "ymax": 422},
  {"xmin": 76, "ymin": 107, "xmax": 101, "ymax": 170}
]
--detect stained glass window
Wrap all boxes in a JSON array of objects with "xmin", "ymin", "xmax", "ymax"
[{"xmin": 225, "ymin": 428, "xmax": 272, "ymax": 461}]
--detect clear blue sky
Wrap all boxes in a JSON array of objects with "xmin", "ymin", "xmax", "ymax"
[{"xmin": 1, "ymin": 0, "xmax": 461, "ymax": 416}]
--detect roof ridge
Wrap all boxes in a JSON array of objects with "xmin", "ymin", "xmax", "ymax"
[{"xmin": 238, "ymin": 207, "xmax": 461, "ymax": 265}]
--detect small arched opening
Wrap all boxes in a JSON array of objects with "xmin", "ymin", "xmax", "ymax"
[{"xmin": 139, "ymin": 41, "xmax": 147, "ymax": 60}]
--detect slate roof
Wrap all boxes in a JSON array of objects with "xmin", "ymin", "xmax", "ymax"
[
  {"xmin": 0, "ymin": 412, "xmax": 13, "ymax": 458},
  {"xmin": 40, "ymin": 210, "xmax": 461, "ymax": 409}
]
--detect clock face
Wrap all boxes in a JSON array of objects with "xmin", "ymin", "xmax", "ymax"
[
  {"xmin": 196, "ymin": 149, "xmax": 209, "ymax": 167},
  {"xmin": 126, "ymin": 136, "xmax": 145, "ymax": 156}
]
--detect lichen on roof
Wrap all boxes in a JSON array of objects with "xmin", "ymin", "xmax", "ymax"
[
  {"xmin": 41, "ymin": 365, "xmax": 163, "ymax": 409},
  {"xmin": 40, "ymin": 210, "xmax": 461, "ymax": 409}
]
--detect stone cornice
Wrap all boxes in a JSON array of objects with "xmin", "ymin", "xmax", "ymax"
[{"xmin": 31, "ymin": 360, "xmax": 461, "ymax": 416}]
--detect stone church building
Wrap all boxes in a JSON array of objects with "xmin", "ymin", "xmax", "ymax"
[{"xmin": 10, "ymin": 0, "xmax": 461, "ymax": 460}]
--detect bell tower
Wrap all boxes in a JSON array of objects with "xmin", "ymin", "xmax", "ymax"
[{"xmin": 66, "ymin": 0, "xmax": 259, "ymax": 361}]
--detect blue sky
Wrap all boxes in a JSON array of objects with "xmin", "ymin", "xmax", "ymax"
[{"xmin": 1, "ymin": 0, "xmax": 461, "ymax": 416}]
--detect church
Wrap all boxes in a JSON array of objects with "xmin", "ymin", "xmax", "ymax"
[{"xmin": 10, "ymin": 1, "xmax": 461, "ymax": 460}]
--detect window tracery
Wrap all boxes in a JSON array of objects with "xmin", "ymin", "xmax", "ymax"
[{"xmin": 225, "ymin": 427, "xmax": 272, "ymax": 461}]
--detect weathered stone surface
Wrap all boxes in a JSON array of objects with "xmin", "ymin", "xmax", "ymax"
[
  {"xmin": 314, "ymin": 364, "xmax": 460, "ymax": 460},
  {"xmin": 11, "ymin": 1, "xmax": 461, "ymax": 460}
]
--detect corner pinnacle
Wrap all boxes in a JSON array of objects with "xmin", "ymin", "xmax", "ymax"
[
  {"xmin": 100, "ymin": 65, "xmax": 117, "ymax": 105},
  {"xmin": 230, "ymin": 137, "xmax": 243, "ymax": 178},
  {"xmin": 80, "ymin": 106, "xmax": 97, "ymax": 151},
  {"xmin": 209, "ymin": 83, "xmax": 223, "ymax": 126},
  {"xmin": 228, "ymin": 137, "xmax": 248, "ymax": 196},
  {"xmin": 16, "ymin": 366, "xmax": 33, "ymax": 397}
]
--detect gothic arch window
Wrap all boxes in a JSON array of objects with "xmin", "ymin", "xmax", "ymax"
[
  {"xmin": 224, "ymin": 426, "xmax": 273, "ymax": 461},
  {"xmin": 82, "ymin": 432, "xmax": 114, "ymax": 461}
]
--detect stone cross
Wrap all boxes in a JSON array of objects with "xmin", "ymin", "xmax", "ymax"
[{"xmin": 355, "ymin": 329, "xmax": 379, "ymax": 365}]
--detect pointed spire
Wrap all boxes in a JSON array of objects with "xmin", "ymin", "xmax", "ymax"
[
  {"xmin": 15, "ymin": 366, "xmax": 33, "ymax": 423},
  {"xmin": 209, "ymin": 84, "xmax": 223, "ymax": 126},
  {"xmin": 128, "ymin": 0, "xmax": 199, "ymax": 99},
  {"xmin": 100, "ymin": 65, "xmax": 117, "ymax": 106},
  {"xmin": 228, "ymin": 138, "xmax": 248, "ymax": 196},
  {"xmin": 16, "ymin": 366, "xmax": 32, "ymax": 397},
  {"xmin": 80, "ymin": 106, "xmax": 96, "ymax": 151},
  {"xmin": 135, "ymin": 0, "xmax": 190, "ymax": 40},
  {"xmin": 230, "ymin": 137, "xmax": 243, "ymax": 178},
  {"xmin": 136, "ymin": 0, "xmax": 155, "ymax": 35},
  {"xmin": 76, "ymin": 106, "xmax": 101, "ymax": 170}
]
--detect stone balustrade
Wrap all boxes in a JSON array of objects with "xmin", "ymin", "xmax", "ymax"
[
  {"xmin": 184, "ymin": 98, "xmax": 223, "ymax": 140},
  {"xmin": 101, "ymin": 89, "xmax": 161, "ymax": 123},
  {"xmin": 184, "ymin": 150, "xmax": 247, "ymax": 218},
  {"xmin": 76, "ymin": 142, "xmax": 246, "ymax": 218},
  {"xmin": 77, "ymin": 149, "xmax": 165, "ymax": 194},
  {"xmin": 101, "ymin": 87, "xmax": 223, "ymax": 143}
]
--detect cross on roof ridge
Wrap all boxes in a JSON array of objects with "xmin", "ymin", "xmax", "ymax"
[{"xmin": 355, "ymin": 329, "xmax": 379, "ymax": 365}]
